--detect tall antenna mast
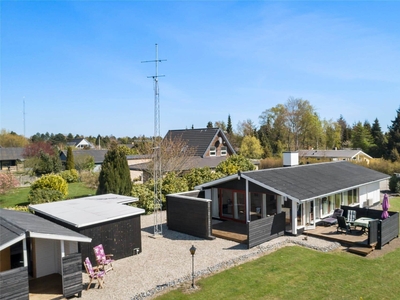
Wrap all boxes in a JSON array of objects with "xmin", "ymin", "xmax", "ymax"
[
  {"xmin": 23, "ymin": 97, "xmax": 26, "ymax": 137},
  {"xmin": 142, "ymin": 44, "xmax": 166, "ymax": 236}
]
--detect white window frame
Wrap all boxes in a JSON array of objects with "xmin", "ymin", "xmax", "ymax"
[
  {"xmin": 221, "ymin": 146, "xmax": 227, "ymax": 156},
  {"xmin": 210, "ymin": 146, "xmax": 216, "ymax": 156}
]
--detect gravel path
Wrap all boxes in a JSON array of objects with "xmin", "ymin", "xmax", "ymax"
[{"xmin": 81, "ymin": 211, "xmax": 340, "ymax": 300}]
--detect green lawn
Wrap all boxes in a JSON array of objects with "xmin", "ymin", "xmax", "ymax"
[
  {"xmin": 157, "ymin": 197, "xmax": 400, "ymax": 300},
  {"xmin": 0, "ymin": 182, "xmax": 96, "ymax": 208},
  {"xmin": 157, "ymin": 246, "xmax": 400, "ymax": 300}
]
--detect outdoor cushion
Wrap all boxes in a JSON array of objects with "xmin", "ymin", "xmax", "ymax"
[{"xmin": 322, "ymin": 209, "xmax": 343, "ymax": 226}]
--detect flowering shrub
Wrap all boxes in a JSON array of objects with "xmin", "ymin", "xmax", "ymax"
[
  {"xmin": 0, "ymin": 172, "xmax": 19, "ymax": 194},
  {"xmin": 28, "ymin": 174, "xmax": 68, "ymax": 204}
]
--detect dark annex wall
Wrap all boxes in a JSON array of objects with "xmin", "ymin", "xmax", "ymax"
[
  {"xmin": 166, "ymin": 194, "xmax": 214, "ymax": 240},
  {"xmin": 79, "ymin": 215, "xmax": 142, "ymax": 263}
]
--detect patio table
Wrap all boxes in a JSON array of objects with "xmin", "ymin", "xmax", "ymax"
[{"xmin": 353, "ymin": 217, "xmax": 376, "ymax": 233}]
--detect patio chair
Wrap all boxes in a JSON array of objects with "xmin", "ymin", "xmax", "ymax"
[
  {"xmin": 322, "ymin": 208, "xmax": 343, "ymax": 226},
  {"xmin": 93, "ymin": 244, "xmax": 114, "ymax": 273},
  {"xmin": 346, "ymin": 210, "xmax": 357, "ymax": 225},
  {"xmin": 337, "ymin": 216, "xmax": 352, "ymax": 234},
  {"xmin": 83, "ymin": 257, "xmax": 105, "ymax": 290}
]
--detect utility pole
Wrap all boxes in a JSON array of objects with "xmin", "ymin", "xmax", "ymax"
[{"xmin": 142, "ymin": 44, "xmax": 166, "ymax": 236}]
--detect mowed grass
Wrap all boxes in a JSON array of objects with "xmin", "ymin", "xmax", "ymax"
[
  {"xmin": 157, "ymin": 197, "xmax": 400, "ymax": 300},
  {"xmin": 157, "ymin": 246, "xmax": 400, "ymax": 300},
  {"xmin": 0, "ymin": 182, "xmax": 96, "ymax": 208}
]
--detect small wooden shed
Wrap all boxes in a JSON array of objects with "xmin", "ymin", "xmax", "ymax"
[
  {"xmin": 29, "ymin": 194, "xmax": 145, "ymax": 263},
  {"xmin": 0, "ymin": 208, "xmax": 91, "ymax": 299}
]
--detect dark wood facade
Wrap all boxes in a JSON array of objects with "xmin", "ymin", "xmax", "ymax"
[
  {"xmin": 166, "ymin": 192, "xmax": 214, "ymax": 240},
  {"xmin": 167, "ymin": 192, "xmax": 286, "ymax": 248},
  {"xmin": 247, "ymin": 212, "xmax": 286, "ymax": 248},
  {"xmin": 62, "ymin": 253, "xmax": 83, "ymax": 298},
  {"xmin": 0, "ymin": 267, "xmax": 29, "ymax": 300}
]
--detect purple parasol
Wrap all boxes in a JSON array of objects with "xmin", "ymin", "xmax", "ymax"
[{"xmin": 381, "ymin": 193, "xmax": 390, "ymax": 220}]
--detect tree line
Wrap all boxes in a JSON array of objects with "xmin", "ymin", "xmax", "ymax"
[{"xmin": 1, "ymin": 98, "xmax": 399, "ymax": 161}]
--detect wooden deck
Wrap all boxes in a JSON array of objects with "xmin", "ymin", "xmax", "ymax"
[
  {"xmin": 212, "ymin": 220, "xmax": 247, "ymax": 243},
  {"xmin": 29, "ymin": 273, "xmax": 64, "ymax": 300},
  {"xmin": 305, "ymin": 224, "xmax": 376, "ymax": 255},
  {"xmin": 211, "ymin": 220, "xmax": 377, "ymax": 255}
]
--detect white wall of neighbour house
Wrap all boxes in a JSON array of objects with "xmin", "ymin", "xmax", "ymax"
[
  {"xmin": 34, "ymin": 238, "xmax": 61, "ymax": 278},
  {"xmin": 358, "ymin": 182, "xmax": 380, "ymax": 208}
]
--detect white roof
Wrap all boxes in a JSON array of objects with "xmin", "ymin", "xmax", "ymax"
[{"xmin": 29, "ymin": 194, "xmax": 145, "ymax": 228}]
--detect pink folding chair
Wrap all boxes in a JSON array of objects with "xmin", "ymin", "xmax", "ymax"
[
  {"xmin": 93, "ymin": 244, "xmax": 114, "ymax": 272},
  {"xmin": 83, "ymin": 257, "xmax": 105, "ymax": 290}
]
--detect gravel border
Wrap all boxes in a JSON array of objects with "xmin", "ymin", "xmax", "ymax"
[{"xmin": 81, "ymin": 212, "xmax": 340, "ymax": 300}]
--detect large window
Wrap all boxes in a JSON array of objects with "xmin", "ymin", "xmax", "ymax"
[
  {"xmin": 219, "ymin": 189, "xmax": 246, "ymax": 222},
  {"xmin": 347, "ymin": 189, "xmax": 358, "ymax": 205}
]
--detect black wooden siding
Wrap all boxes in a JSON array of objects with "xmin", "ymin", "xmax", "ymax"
[
  {"xmin": 341, "ymin": 205, "xmax": 399, "ymax": 249},
  {"xmin": 166, "ymin": 195, "xmax": 214, "ymax": 240},
  {"xmin": 0, "ymin": 267, "xmax": 29, "ymax": 300},
  {"xmin": 378, "ymin": 213, "xmax": 399, "ymax": 249},
  {"xmin": 79, "ymin": 215, "xmax": 142, "ymax": 263},
  {"xmin": 62, "ymin": 253, "xmax": 82, "ymax": 298},
  {"xmin": 247, "ymin": 212, "xmax": 285, "ymax": 248}
]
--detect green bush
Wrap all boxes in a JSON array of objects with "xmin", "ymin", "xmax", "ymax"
[
  {"xmin": 131, "ymin": 183, "xmax": 154, "ymax": 213},
  {"xmin": 80, "ymin": 171, "xmax": 99, "ymax": 189},
  {"xmin": 28, "ymin": 189, "xmax": 64, "ymax": 204},
  {"xmin": 30, "ymin": 174, "xmax": 68, "ymax": 197},
  {"xmin": 60, "ymin": 169, "xmax": 79, "ymax": 183},
  {"xmin": 389, "ymin": 174, "xmax": 400, "ymax": 193}
]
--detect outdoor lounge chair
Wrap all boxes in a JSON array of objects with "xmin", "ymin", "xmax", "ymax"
[
  {"xmin": 93, "ymin": 244, "xmax": 114, "ymax": 273},
  {"xmin": 322, "ymin": 208, "xmax": 343, "ymax": 226},
  {"xmin": 337, "ymin": 216, "xmax": 352, "ymax": 234},
  {"xmin": 83, "ymin": 257, "xmax": 105, "ymax": 290},
  {"xmin": 346, "ymin": 209, "xmax": 357, "ymax": 225}
]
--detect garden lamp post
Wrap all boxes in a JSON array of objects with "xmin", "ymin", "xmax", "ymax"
[{"xmin": 189, "ymin": 245, "xmax": 196, "ymax": 288}]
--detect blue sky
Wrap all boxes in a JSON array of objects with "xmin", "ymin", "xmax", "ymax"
[{"xmin": 1, "ymin": 1, "xmax": 399, "ymax": 138}]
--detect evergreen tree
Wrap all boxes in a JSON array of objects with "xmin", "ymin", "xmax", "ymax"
[
  {"xmin": 369, "ymin": 118, "xmax": 386, "ymax": 158},
  {"xmin": 386, "ymin": 107, "xmax": 400, "ymax": 161},
  {"xmin": 97, "ymin": 142, "xmax": 132, "ymax": 196},
  {"xmin": 227, "ymin": 115, "xmax": 233, "ymax": 134},
  {"xmin": 66, "ymin": 146, "xmax": 75, "ymax": 170},
  {"xmin": 351, "ymin": 121, "xmax": 373, "ymax": 152},
  {"xmin": 206, "ymin": 121, "xmax": 213, "ymax": 128}
]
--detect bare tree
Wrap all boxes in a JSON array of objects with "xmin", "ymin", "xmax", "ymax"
[{"xmin": 142, "ymin": 135, "xmax": 198, "ymax": 178}]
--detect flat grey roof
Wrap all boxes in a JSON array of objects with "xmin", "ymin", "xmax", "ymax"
[
  {"xmin": 29, "ymin": 194, "xmax": 145, "ymax": 228},
  {"xmin": 1, "ymin": 208, "xmax": 91, "ymax": 250}
]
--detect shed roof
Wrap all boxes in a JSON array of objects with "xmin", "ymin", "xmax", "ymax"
[
  {"xmin": 0, "ymin": 147, "xmax": 25, "ymax": 161},
  {"xmin": 29, "ymin": 194, "xmax": 145, "ymax": 228},
  {"xmin": 60, "ymin": 149, "xmax": 108, "ymax": 164},
  {"xmin": 195, "ymin": 161, "xmax": 389, "ymax": 202},
  {"xmin": 0, "ymin": 209, "xmax": 91, "ymax": 251}
]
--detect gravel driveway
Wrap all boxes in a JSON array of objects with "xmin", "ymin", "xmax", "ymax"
[{"xmin": 81, "ymin": 211, "xmax": 340, "ymax": 300}]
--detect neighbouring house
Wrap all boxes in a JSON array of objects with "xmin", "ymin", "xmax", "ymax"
[
  {"xmin": 59, "ymin": 149, "xmax": 108, "ymax": 172},
  {"xmin": 127, "ymin": 154, "xmax": 152, "ymax": 183},
  {"xmin": 298, "ymin": 149, "xmax": 373, "ymax": 164},
  {"xmin": 29, "ymin": 194, "xmax": 145, "ymax": 264},
  {"xmin": 0, "ymin": 208, "xmax": 91, "ymax": 299},
  {"xmin": 129, "ymin": 127, "xmax": 236, "ymax": 182},
  {"xmin": 66, "ymin": 138, "xmax": 95, "ymax": 149},
  {"xmin": 0, "ymin": 147, "xmax": 25, "ymax": 172},
  {"xmin": 166, "ymin": 152, "xmax": 392, "ymax": 249}
]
